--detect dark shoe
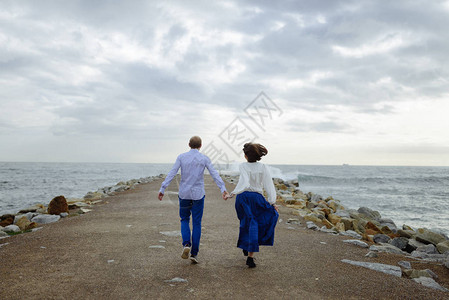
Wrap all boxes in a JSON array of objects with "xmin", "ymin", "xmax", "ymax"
[
  {"xmin": 246, "ymin": 257, "xmax": 256, "ymax": 268},
  {"xmin": 190, "ymin": 255, "xmax": 198, "ymax": 264},
  {"xmin": 242, "ymin": 250, "xmax": 248, "ymax": 256}
]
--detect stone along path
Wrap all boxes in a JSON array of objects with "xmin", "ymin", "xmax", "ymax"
[{"xmin": 1, "ymin": 176, "xmax": 448, "ymax": 299}]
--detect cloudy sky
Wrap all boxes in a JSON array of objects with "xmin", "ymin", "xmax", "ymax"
[{"xmin": 1, "ymin": 0, "xmax": 449, "ymax": 166}]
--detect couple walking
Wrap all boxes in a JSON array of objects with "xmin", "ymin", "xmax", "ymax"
[{"xmin": 158, "ymin": 136, "xmax": 279, "ymax": 268}]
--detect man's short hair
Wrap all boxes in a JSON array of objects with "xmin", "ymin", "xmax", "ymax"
[{"xmin": 189, "ymin": 136, "xmax": 202, "ymax": 149}]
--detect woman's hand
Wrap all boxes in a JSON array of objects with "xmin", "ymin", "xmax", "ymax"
[
  {"xmin": 223, "ymin": 192, "xmax": 234, "ymax": 200},
  {"xmin": 273, "ymin": 204, "xmax": 279, "ymax": 212}
]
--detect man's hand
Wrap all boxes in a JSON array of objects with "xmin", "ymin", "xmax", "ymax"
[
  {"xmin": 222, "ymin": 191, "xmax": 230, "ymax": 200},
  {"xmin": 158, "ymin": 192, "xmax": 164, "ymax": 201}
]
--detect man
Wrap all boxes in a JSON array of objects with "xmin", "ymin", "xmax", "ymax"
[{"xmin": 158, "ymin": 136, "xmax": 228, "ymax": 263}]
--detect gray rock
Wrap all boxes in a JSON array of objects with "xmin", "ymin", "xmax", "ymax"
[
  {"xmin": 407, "ymin": 239, "xmax": 426, "ymax": 251},
  {"xmin": 339, "ymin": 230, "xmax": 362, "ymax": 240},
  {"xmin": 310, "ymin": 194, "xmax": 322, "ymax": 202},
  {"xmin": 389, "ymin": 237, "xmax": 409, "ymax": 250},
  {"xmin": 14, "ymin": 212, "xmax": 37, "ymax": 223},
  {"xmin": 60, "ymin": 212, "xmax": 69, "ymax": 218},
  {"xmin": 436, "ymin": 240, "xmax": 449, "ymax": 254},
  {"xmin": 335, "ymin": 210, "xmax": 351, "ymax": 218},
  {"xmin": 397, "ymin": 229, "xmax": 414, "ymax": 238},
  {"xmin": 3, "ymin": 225, "xmax": 20, "ymax": 233},
  {"xmin": 425, "ymin": 269, "xmax": 438, "ymax": 280},
  {"xmin": 165, "ymin": 277, "xmax": 188, "ymax": 283},
  {"xmin": 0, "ymin": 230, "xmax": 8, "ymax": 237},
  {"xmin": 357, "ymin": 207, "xmax": 381, "ymax": 221},
  {"xmin": 409, "ymin": 251, "xmax": 448, "ymax": 262},
  {"xmin": 111, "ymin": 184, "xmax": 128, "ymax": 193},
  {"xmin": 306, "ymin": 221, "xmax": 319, "ymax": 230},
  {"xmin": 286, "ymin": 218, "xmax": 300, "ymax": 224},
  {"xmin": 320, "ymin": 226, "xmax": 338, "ymax": 234},
  {"xmin": 415, "ymin": 229, "xmax": 446, "ymax": 246},
  {"xmin": 0, "ymin": 242, "xmax": 10, "ymax": 248},
  {"xmin": 341, "ymin": 259, "xmax": 402, "ymax": 277},
  {"xmin": 343, "ymin": 239, "xmax": 369, "ymax": 248},
  {"xmin": 416, "ymin": 244, "xmax": 438, "ymax": 254},
  {"xmin": 444, "ymin": 256, "xmax": 449, "ymax": 269},
  {"xmin": 365, "ymin": 251, "xmax": 378, "ymax": 258},
  {"xmin": 379, "ymin": 218, "xmax": 397, "ymax": 232},
  {"xmin": 373, "ymin": 234, "xmax": 391, "ymax": 244},
  {"xmin": 412, "ymin": 277, "xmax": 449, "ymax": 292},
  {"xmin": 398, "ymin": 261, "xmax": 412, "ymax": 269},
  {"xmin": 31, "ymin": 214, "xmax": 60, "ymax": 224},
  {"xmin": 369, "ymin": 243, "xmax": 405, "ymax": 255}
]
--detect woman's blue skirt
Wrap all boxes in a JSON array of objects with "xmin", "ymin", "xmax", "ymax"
[{"xmin": 235, "ymin": 191, "xmax": 279, "ymax": 252}]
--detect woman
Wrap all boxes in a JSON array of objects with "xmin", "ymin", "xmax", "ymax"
[{"xmin": 227, "ymin": 142, "xmax": 279, "ymax": 268}]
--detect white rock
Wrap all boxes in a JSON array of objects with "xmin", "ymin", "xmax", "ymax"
[
  {"xmin": 149, "ymin": 245, "xmax": 165, "ymax": 249},
  {"xmin": 0, "ymin": 231, "xmax": 8, "ymax": 237},
  {"xmin": 60, "ymin": 212, "xmax": 69, "ymax": 218},
  {"xmin": 412, "ymin": 277, "xmax": 449, "ymax": 292},
  {"xmin": 343, "ymin": 239, "xmax": 369, "ymax": 248},
  {"xmin": 14, "ymin": 213, "xmax": 36, "ymax": 223},
  {"xmin": 165, "ymin": 277, "xmax": 188, "ymax": 283},
  {"xmin": 31, "ymin": 214, "xmax": 60, "ymax": 224},
  {"xmin": 0, "ymin": 242, "xmax": 10, "ymax": 248},
  {"xmin": 341, "ymin": 259, "xmax": 402, "ymax": 277},
  {"xmin": 31, "ymin": 227, "xmax": 43, "ymax": 232},
  {"xmin": 160, "ymin": 231, "xmax": 182, "ymax": 237},
  {"xmin": 3, "ymin": 225, "xmax": 20, "ymax": 233}
]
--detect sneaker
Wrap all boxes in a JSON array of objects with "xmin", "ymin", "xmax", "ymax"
[
  {"xmin": 246, "ymin": 257, "xmax": 256, "ymax": 268},
  {"xmin": 242, "ymin": 250, "xmax": 248, "ymax": 256},
  {"xmin": 181, "ymin": 246, "xmax": 191, "ymax": 259},
  {"xmin": 190, "ymin": 255, "xmax": 198, "ymax": 264}
]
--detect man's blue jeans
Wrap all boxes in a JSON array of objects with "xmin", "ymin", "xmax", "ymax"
[{"xmin": 179, "ymin": 196, "xmax": 204, "ymax": 256}]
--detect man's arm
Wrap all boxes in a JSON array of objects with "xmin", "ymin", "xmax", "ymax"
[
  {"xmin": 158, "ymin": 156, "xmax": 181, "ymax": 201},
  {"xmin": 205, "ymin": 157, "xmax": 228, "ymax": 200}
]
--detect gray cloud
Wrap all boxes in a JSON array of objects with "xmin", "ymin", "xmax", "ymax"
[{"xmin": 1, "ymin": 0, "xmax": 449, "ymax": 163}]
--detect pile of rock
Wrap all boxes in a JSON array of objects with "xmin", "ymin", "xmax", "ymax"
[
  {"xmin": 270, "ymin": 177, "xmax": 449, "ymax": 291},
  {"xmin": 0, "ymin": 175, "xmax": 163, "ymax": 237},
  {"xmin": 273, "ymin": 178, "xmax": 449, "ymax": 253}
]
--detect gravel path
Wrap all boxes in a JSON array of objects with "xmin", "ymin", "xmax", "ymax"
[{"xmin": 1, "ymin": 176, "xmax": 448, "ymax": 299}]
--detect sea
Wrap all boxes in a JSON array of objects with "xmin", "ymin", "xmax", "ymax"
[{"xmin": 1, "ymin": 162, "xmax": 448, "ymax": 236}]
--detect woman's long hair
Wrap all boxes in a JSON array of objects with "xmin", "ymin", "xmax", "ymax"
[{"xmin": 243, "ymin": 143, "xmax": 268, "ymax": 162}]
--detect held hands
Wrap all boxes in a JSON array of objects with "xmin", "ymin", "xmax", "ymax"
[
  {"xmin": 158, "ymin": 192, "xmax": 164, "ymax": 201},
  {"xmin": 222, "ymin": 191, "xmax": 234, "ymax": 200}
]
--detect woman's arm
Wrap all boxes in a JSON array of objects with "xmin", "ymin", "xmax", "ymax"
[
  {"xmin": 230, "ymin": 163, "xmax": 247, "ymax": 196},
  {"xmin": 263, "ymin": 164, "xmax": 277, "ymax": 205}
]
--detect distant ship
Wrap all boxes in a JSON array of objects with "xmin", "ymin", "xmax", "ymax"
[{"xmin": 342, "ymin": 163, "xmax": 349, "ymax": 166}]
